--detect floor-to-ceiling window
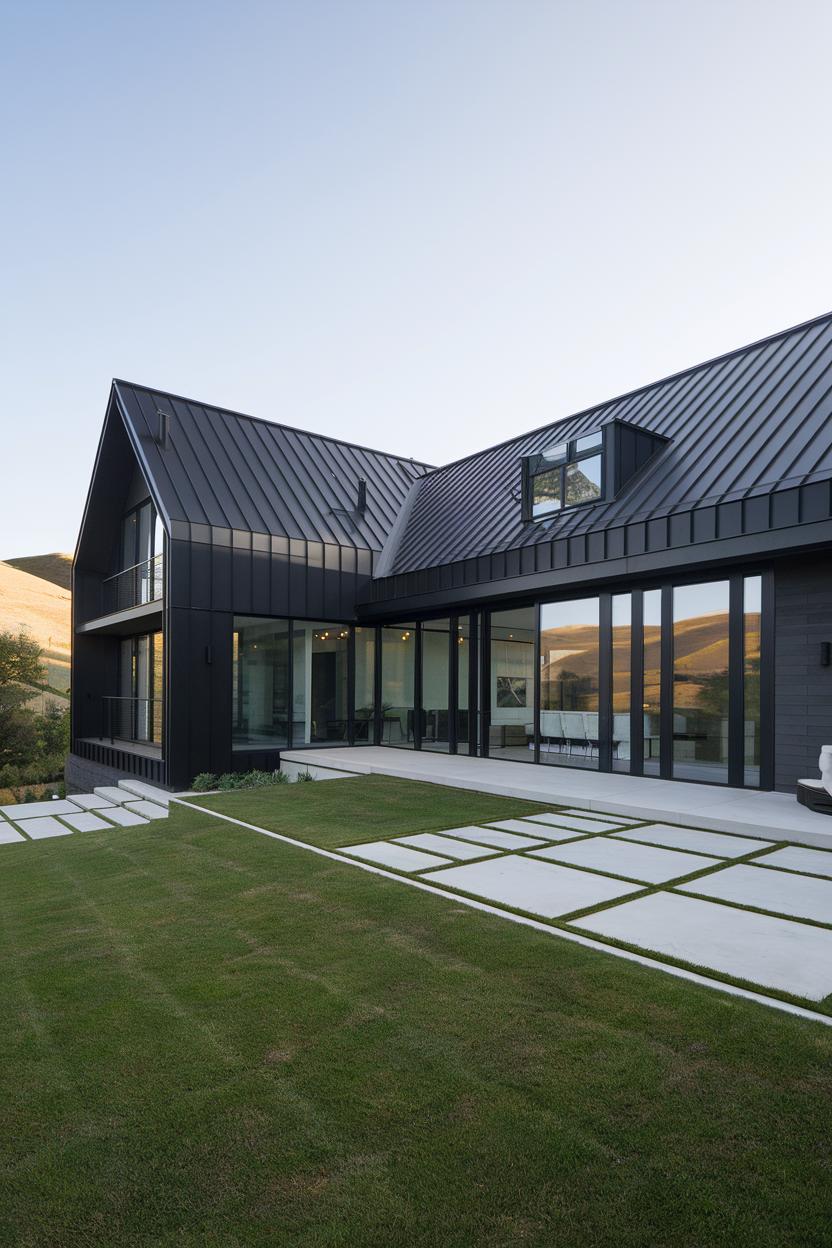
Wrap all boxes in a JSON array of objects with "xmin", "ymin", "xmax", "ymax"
[
  {"xmin": 116, "ymin": 630, "xmax": 163, "ymax": 744},
  {"xmin": 672, "ymin": 581, "xmax": 730, "ymax": 783},
  {"xmin": 643, "ymin": 589, "xmax": 662, "ymax": 776},
  {"xmin": 292, "ymin": 622, "xmax": 349, "ymax": 745},
  {"xmin": 380, "ymin": 624, "xmax": 416, "ymax": 746},
  {"xmin": 457, "ymin": 616, "xmax": 472, "ymax": 752},
  {"xmin": 744, "ymin": 576, "xmax": 762, "ymax": 786},
  {"xmin": 488, "ymin": 608, "xmax": 535, "ymax": 760},
  {"xmin": 421, "ymin": 619, "xmax": 451, "ymax": 752},
  {"xmin": 354, "ymin": 626, "xmax": 375, "ymax": 744},
  {"xmin": 611, "ymin": 594, "xmax": 631, "ymax": 772},
  {"xmin": 539, "ymin": 598, "xmax": 600, "ymax": 769},
  {"xmin": 232, "ymin": 617, "xmax": 291, "ymax": 749}
]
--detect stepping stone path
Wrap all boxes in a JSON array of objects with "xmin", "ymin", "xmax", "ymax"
[
  {"xmin": 424, "ymin": 855, "xmax": 641, "ymax": 919},
  {"xmin": 61, "ymin": 811, "xmax": 115, "ymax": 833},
  {"xmin": 0, "ymin": 780, "xmax": 170, "ymax": 845},
  {"xmin": 16, "ymin": 817, "xmax": 73, "ymax": 839},
  {"xmin": 329, "ymin": 808, "xmax": 832, "ymax": 1007}
]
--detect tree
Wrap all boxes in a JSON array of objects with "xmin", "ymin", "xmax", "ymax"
[
  {"xmin": 0, "ymin": 630, "xmax": 45, "ymax": 712},
  {"xmin": 0, "ymin": 631, "xmax": 46, "ymax": 767}
]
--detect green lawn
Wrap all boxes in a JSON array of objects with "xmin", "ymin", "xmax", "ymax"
[{"xmin": 2, "ymin": 777, "xmax": 831, "ymax": 1247}]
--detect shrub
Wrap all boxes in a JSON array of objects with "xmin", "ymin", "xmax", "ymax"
[
  {"xmin": 191, "ymin": 773, "xmax": 219, "ymax": 791},
  {"xmin": 294, "ymin": 769, "xmax": 315, "ymax": 783},
  {"xmin": 203, "ymin": 770, "xmax": 284, "ymax": 792}
]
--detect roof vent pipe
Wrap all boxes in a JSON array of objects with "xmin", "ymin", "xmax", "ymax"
[
  {"xmin": 156, "ymin": 408, "xmax": 170, "ymax": 449},
  {"xmin": 356, "ymin": 477, "xmax": 367, "ymax": 514}
]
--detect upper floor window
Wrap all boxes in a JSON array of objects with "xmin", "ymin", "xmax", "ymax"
[{"xmin": 524, "ymin": 430, "xmax": 604, "ymax": 520}]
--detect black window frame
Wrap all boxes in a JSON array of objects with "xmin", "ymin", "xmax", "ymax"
[{"xmin": 522, "ymin": 431, "xmax": 605, "ymax": 522}]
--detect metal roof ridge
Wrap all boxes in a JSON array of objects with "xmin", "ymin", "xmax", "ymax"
[
  {"xmin": 405, "ymin": 307, "xmax": 832, "ymax": 479},
  {"xmin": 111, "ymin": 379, "xmax": 435, "ymax": 469}
]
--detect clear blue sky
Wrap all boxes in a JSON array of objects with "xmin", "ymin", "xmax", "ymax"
[{"xmin": 2, "ymin": 0, "xmax": 831, "ymax": 558}]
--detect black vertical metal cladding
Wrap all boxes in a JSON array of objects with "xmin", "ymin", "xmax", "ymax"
[
  {"xmin": 728, "ymin": 576, "xmax": 745, "ymax": 786},
  {"xmin": 660, "ymin": 585, "xmax": 674, "ymax": 778},
  {"xmin": 630, "ymin": 591, "xmax": 645, "ymax": 776},
  {"xmin": 598, "ymin": 593, "xmax": 613, "ymax": 772}
]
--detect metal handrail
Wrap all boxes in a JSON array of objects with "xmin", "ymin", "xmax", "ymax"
[
  {"xmin": 102, "ymin": 554, "xmax": 164, "ymax": 614},
  {"xmin": 103, "ymin": 696, "xmax": 163, "ymax": 746}
]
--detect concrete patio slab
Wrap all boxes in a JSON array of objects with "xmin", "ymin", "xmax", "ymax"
[
  {"xmin": 60, "ymin": 811, "xmax": 114, "ymax": 833},
  {"xmin": 15, "ymin": 817, "xmax": 73, "ymax": 840},
  {"xmin": 279, "ymin": 747, "xmax": 832, "ymax": 850},
  {"xmin": 395, "ymin": 833, "xmax": 498, "ymax": 860},
  {"xmin": 339, "ymin": 841, "xmax": 451, "ymax": 871},
  {"xmin": 67, "ymin": 793, "xmax": 116, "ymax": 811},
  {"xmin": 760, "ymin": 845, "xmax": 832, "ymax": 879},
  {"xmin": 0, "ymin": 824, "xmax": 25, "ymax": 843},
  {"xmin": 438, "ymin": 826, "xmax": 547, "ymax": 850},
  {"xmin": 529, "ymin": 838, "xmax": 721, "ymax": 884},
  {"xmin": 485, "ymin": 819, "xmax": 584, "ymax": 841},
  {"xmin": 124, "ymin": 801, "xmax": 169, "ymax": 820},
  {"xmin": 521, "ymin": 812, "xmax": 627, "ymax": 833},
  {"xmin": 102, "ymin": 807, "xmax": 148, "ymax": 827},
  {"xmin": 423, "ymin": 855, "xmax": 641, "ymax": 918},
  {"xmin": 0, "ymin": 799, "xmax": 79, "ymax": 820},
  {"xmin": 680, "ymin": 863, "xmax": 832, "ymax": 926},
  {"xmin": 613, "ymin": 824, "xmax": 772, "ymax": 859},
  {"xmin": 574, "ymin": 891, "xmax": 832, "ymax": 1001}
]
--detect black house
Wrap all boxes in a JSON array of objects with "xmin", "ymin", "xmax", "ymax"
[{"xmin": 70, "ymin": 312, "xmax": 832, "ymax": 795}]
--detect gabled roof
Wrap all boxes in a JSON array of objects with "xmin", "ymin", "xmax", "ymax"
[
  {"xmin": 112, "ymin": 381, "xmax": 432, "ymax": 550},
  {"xmin": 377, "ymin": 310, "xmax": 832, "ymax": 577}
]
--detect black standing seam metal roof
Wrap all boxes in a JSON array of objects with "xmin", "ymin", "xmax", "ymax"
[
  {"xmin": 376, "ymin": 310, "xmax": 832, "ymax": 576},
  {"xmin": 113, "ymin": 381, "xmax": 433, "ymax": 550}
]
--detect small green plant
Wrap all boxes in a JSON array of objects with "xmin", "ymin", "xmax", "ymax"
[
  {"xmin": 191, "ymin": 773, "xmax": 219, "ymax": 791},
  {"xmin": 199, "ymin": 770, "xmax": 285, "ymax": 792},
  {"xmin": 294, "ymin": 769, "xmax": 315, "ymax": 783}
]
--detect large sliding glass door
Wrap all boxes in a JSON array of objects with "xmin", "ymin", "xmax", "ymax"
[
  {"xmin": 488, "ymin": 608, "xmax": 536, "ymax": 761},
  {"xmin": 672, "ymin": 581, "xmax": 730, "ymax": 782},
  {"xmin": 421, "ymin": 619, "xmax": 451, "ymax": 751},
  {"xmin": 539, "ymin": 599, "xmax": 600, "ymax": 769}
]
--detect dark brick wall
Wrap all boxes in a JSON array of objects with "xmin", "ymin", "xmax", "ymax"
[{"xmin": 774, "ymin": 555, "xmax": 832, "ymax": 792}]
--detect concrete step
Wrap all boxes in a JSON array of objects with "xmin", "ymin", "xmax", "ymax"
[
  {"xmin": 104, "ymin": 806, "xmax": 148, "ymax": 827},
  {"xmin": 118, "ymin": 779, "xmax": 170, "ymax": 806},
  {"xmin": 93, "ymin": 786, "xmax": 132, "ymax": 805},
  {"xmin": 67, "ymin": 793, "xmax": 117, "ymax": 811},
  {"xmin": 124, "ymin": 800, "xmax": 168, "ymax": 820}
]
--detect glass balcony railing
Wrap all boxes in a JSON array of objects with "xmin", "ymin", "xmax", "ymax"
[{"xmin": 102, "ymin": 555, "xmax": 163, "ymax": 614}]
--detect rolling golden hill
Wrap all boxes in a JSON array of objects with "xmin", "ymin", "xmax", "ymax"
[
  {"xmin": 4, "ymin": 552, "xmax": 72, "ymax": 591},
  {"xmin": 0, "ymin": 561, "xmax": 71, "ymax": 698}
]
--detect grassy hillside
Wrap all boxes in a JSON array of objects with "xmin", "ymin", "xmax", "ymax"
[
  {"xmin": 4, "ymin": 551, "xmax": 72, "ymax": 591},
  {"xmin": 0, "ymin": 561, "xmax": 71, "ymax": 696}
]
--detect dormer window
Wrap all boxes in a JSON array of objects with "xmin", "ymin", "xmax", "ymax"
[{"xmin": 524, "ymin": 430, "xmax": 604, "ymax": 519}]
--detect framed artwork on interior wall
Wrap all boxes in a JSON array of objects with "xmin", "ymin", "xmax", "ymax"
[{"xmin": 496, "ymin": 676, "xmax": 527, "ymax": 708}]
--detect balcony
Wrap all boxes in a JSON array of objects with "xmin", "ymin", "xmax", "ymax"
[
  {"xmin": 77, "ymin": 555, "xmax": 164, "ymax": 634},
  {"xmin": 92, "ymin": 696, "xmax": 163, "ymax": 756},
  {"xmin": 103, "ymin": 554, "xmax": 164, "ymax": 614}
]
